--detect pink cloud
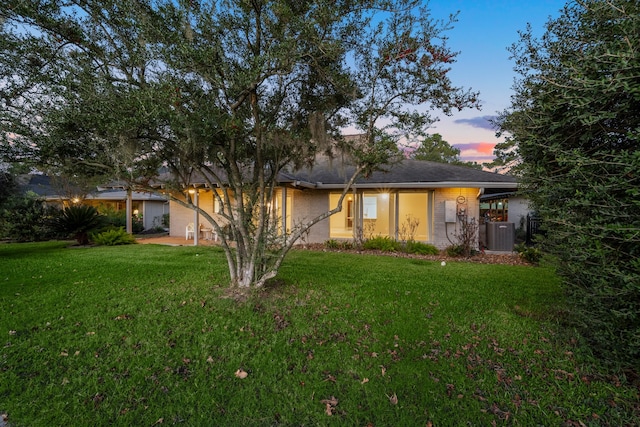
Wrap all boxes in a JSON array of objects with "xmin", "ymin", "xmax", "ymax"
[
  {"xmin": 454, "ymin": 142, "xmax": 497, "ymax": 163},
  {"xmin": 455, "ymin": 142, "xmax": 496, "ymax": 155}
]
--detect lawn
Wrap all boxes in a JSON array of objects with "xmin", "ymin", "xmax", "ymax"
[{"xmin": 1, "ymin": 242, "xmax": 637, "ymax": 426}]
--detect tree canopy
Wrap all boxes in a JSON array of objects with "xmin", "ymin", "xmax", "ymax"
[
  {"xmin": 1, "ymin": 0, "xmax": 479, "ymax": 288},
  {"xmin": 410, "ymin": 133, "xmax": 482, "ymax": 169},
  {"xmin": 497, "ymin": 0, "xmax": 640, "ymax": 367}
]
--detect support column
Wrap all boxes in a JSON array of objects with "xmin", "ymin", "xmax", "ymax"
[
  {"xmin": 193, "ymin": 189, "xmax": 199, "ymax": 246},
  {"xmin": 281, "ymin": 187, "xmax": 287, "ymax": 244},
  {"xmin": 126, "ymin": 188, "xmax": 133, "ymax": 234}
]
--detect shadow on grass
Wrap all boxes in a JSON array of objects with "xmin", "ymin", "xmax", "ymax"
[{"xmin": 0, "ymin": 240, "xmax": 72, "ymax": 259}]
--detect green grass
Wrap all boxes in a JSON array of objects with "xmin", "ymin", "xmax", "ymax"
[{"xmin": 1, "ymin": 242, "xmax": 637, "ymax": 426}]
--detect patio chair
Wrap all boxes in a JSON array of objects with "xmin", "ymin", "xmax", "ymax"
[{"xmin": 186, "ymin": 223, "xmax": 195, "ymax": 240}]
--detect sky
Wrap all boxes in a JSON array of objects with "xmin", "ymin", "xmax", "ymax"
[{"xmin": 423, "ymin": 0, "xmax": 568, "ymax": 164}]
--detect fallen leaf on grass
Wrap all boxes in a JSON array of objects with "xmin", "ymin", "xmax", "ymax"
[
  {"xmin": 206, "ymin": 356, "xmax": 214, "ymax": 363},
  {"xmin": 387, "ymin": 393, "xmax": 398, "ymax": 405},
  {"xmin": 234, "ymin": 369, "xmax": 248, "ymax": 379},
  {"xmin": 380, "ymin": 365, "xmax": 386, "ymax": 376},
  {"xmin": 361, "ymin": 378, "xmax": 369, "ymax": 384},
  {"xmin": 321, "ymin": 396, "xmax": 339, "ymax": 416},
  {"xmin": 323, "ymin": 374, "xmax": 336, "ymax": 383}
]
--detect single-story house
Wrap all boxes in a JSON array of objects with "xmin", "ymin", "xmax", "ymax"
[
  {"xmin": 20, "ymin": 174, "xmax": 169, "ymax": 231},
  {"xmin": 169, "ymin": 157, "xmax": 524, "ymax": 250}
]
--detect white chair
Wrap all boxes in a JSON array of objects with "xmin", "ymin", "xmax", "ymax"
[{"xmin": 185, "ymin": 223, "xmax": 195, "ymax": 240}]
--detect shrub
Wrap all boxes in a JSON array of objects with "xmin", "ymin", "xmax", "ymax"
[
  {"xmin": 93, "ymin": 227, "xmax": 137, "ymax": 246},
  {"xmin": 98, "ymin": 205, "xmax": 144, "ymax": 233},
  {"xmin": 54, "ymin": 205, "xmax": 103, "ymax": 245},
  {"xmin": 363, "ymin": 236, "xmax": 400, "ymax": 252},
  {"xmin": 324, "ymin": 239, "xmax": 341, "ymax": 249},
  {"xmin": 445, "ymin": 244, "xmax": 466, "ymax": 257},
  {"xmin": 454, "ymin": 217, "xmax": 479, "ymax": 258},
  {"xmin": 324, "ymin": 239, "xmax": 354, "ymax": 251},
  {"xmin": 515, "ymin": 243, "xmax": 542, "ymax": 265},
  {"xmin": 404, "ymin": 240, "xmax": 439, "ymax": 255},
  {"xmin": 0, "ymin": 194, "xmax": 61, "ymax": 242}
]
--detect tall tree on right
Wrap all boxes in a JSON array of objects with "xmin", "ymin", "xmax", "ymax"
[{"xmin": 497, "ymin": 0, "xmax": 640, "ymax": 367}]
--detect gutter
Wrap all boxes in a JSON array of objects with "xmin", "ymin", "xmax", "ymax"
[{"xmin": 308, "ymin": 181, "xmax": 518, "ymax": 190}]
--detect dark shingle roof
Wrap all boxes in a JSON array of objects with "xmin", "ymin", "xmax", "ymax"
[{"xmin": 282, "ymin": 158, "xmax": 517, "ymax": 189}]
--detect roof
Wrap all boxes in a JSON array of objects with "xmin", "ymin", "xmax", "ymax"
[
  {"xmin": 19, "ymin": 175, "xmax": 167, "ymax": 201},
  {"xmin": 282, "ymin": 158, "xmax": 517, "ymax": 189},
  {"xmin": 85, "ymin": 190, "xmax": 167, "ymax": 202}
]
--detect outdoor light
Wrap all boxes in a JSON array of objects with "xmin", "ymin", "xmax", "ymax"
[
  {"xmin": 133, "ymin": 209, "xmax": 139, "ymax": 216},
  {"xmin": 72, "ymin": 197, "xmax": 80, "ymax": 204},
  {"xmin": 188, "ymin": 188, "xmax": 196, "ymax": 194}
]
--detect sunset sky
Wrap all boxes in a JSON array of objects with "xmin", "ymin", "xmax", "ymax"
[{"xmin": 425, "ymin": 0, "xmax": 567, "ymax": 164}]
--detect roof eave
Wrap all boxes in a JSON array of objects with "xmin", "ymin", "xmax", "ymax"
[{"xmin": 312, "ymin": 181, "xmax": 518, "ymax": 190}]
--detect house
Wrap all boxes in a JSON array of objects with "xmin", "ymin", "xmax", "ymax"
[
  {"xmin": 169, "ymin": 157, "xmax": 522, "ymax": 250},
  {"xmin": 20, "ymin": 175, "xmax": 169, "ymax": 231}
]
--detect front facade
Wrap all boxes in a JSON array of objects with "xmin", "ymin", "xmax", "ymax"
[{"xmin": 169, "ymin": 159, "xmax": 519, "ymax": 249}]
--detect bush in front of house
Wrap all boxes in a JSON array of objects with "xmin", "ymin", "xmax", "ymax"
[
  {"xmin": 515, "ymin": 243, "xmax": 543, "ymax": 265},
  {"xmin": 93, "ymin": 227, "xmax": 137, "ymax": 246},
  {"xmin": 324, "ymin": 239, "xmax": 354, "ymax": 250},
  {"xmin": 98, "ymin": 205, "xmax": 144, "ymax": 233},
  {"xmin": 403, "ymin": 240, "xmax": 439, "ymax": 255},
  {"xmin": 363, "ymin": 236, "xmax": 401, "ymax": 252},
  {"xmin": 445, "ymin": 244, "xmax": 466, "ymax": 258},
  {"xmin": 0, "ymin": 193, "xmax": 62, "ymax": 242}
]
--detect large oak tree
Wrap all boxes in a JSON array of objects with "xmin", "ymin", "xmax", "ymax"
[{"xmin": 1, "ymin": 0, "xmax": 478, "ymax": 288}]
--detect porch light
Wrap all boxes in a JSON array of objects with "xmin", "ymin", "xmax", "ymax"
[
  {"xmin": 188, "ymin": 188, "xmax": 196, "ymax": 195},
  {"xmin": 72, "ymin": 197, "xmax": 80, "ymax": 204}
]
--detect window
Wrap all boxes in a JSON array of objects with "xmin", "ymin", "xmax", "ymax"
[{"xmin": 329, "ymin": 191, "xmax": 433, "ymax": 242}]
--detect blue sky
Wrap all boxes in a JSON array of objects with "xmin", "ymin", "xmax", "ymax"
[{"xmin": 424, "ymin": 0, "xmax": 567, "ymax": 163}]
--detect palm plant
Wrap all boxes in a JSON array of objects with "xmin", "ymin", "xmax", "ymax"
[{"xmin": 54, "ymin": 205, "xmax": 103, "ymax": 245}]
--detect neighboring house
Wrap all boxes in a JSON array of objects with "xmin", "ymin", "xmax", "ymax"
[
  {"xmin": 21, "ymin": 175, "xmax": 169, "ymax": 231},
  {"xmin": 169, "ymin": 157, "xmax": 523, "ymax": 250}
]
